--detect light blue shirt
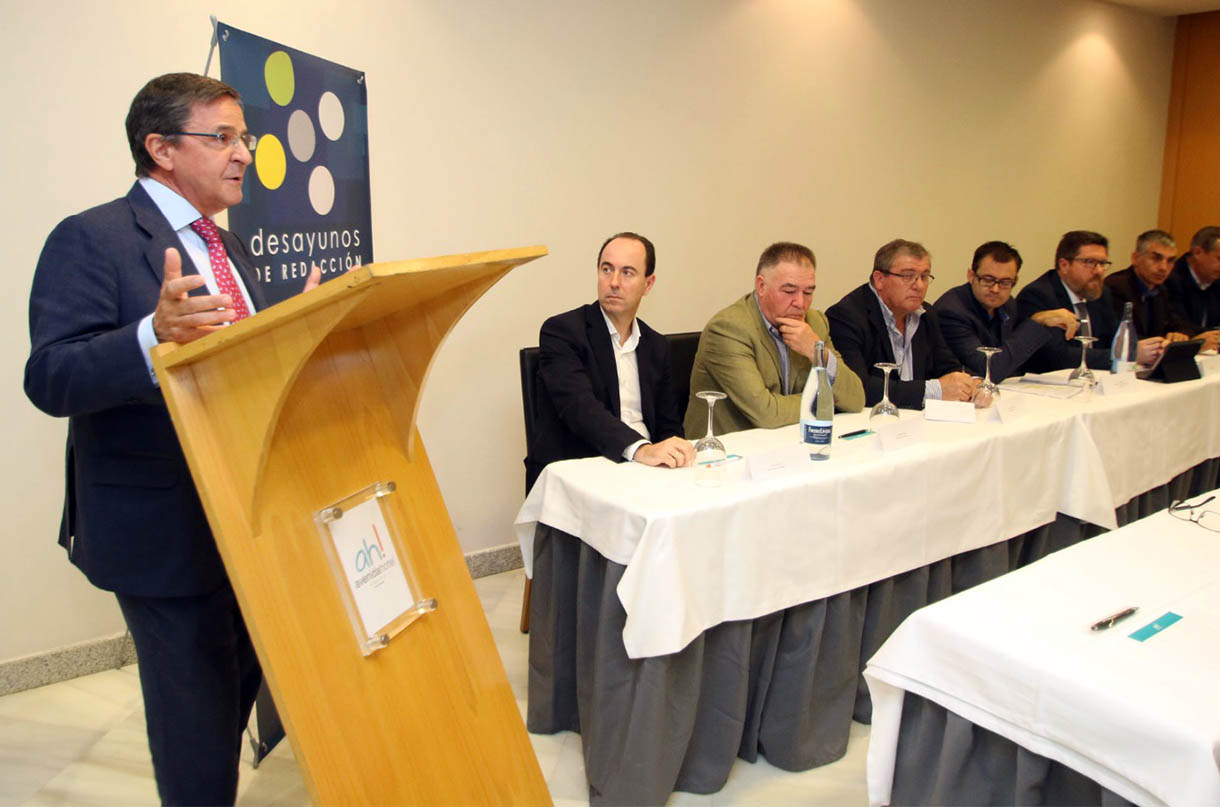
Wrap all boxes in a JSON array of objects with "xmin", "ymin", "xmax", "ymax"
[
  {"xmin": 135, "ymin": 177, "xmax": 258, "ymax": 385},
  {"xmin": 752, "ymin": 293, "xmax": 838, "ymax": 393},
  {"xmin": 868, "ymin": 284, "xmax": 942, "ymax": 402}
]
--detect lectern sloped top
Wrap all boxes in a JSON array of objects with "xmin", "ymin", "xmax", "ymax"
[
  {"xmin": 158, "ymin": 245, "xmax": 548, "ymax": 368},
  {"xmin": 150, "ymin": 245, "xmax": 552, "ymax": 806},
  {"xmin": 154, "ymin": 244, "xmax": 547, "ymax": 528}
]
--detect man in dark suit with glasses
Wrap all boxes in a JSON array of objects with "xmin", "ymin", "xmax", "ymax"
[
  {"xmin": 25, "ymin": 73, "xmax": 318, "ymax": 805},
  {"xmin": 933, "ymin": 241, "xmax": 1078, "ymax": 381},
  {"xmin": 1017, "ymin": 230, "xmax": 1164, "ymax": 373},
  {"xmin": 827, "ymin": 238, "xmax": 975, "ymax": 408}
]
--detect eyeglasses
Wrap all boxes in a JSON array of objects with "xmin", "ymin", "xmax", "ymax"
[
  {"xmin": 1169, "ymin": 495, "xmax": 1220, "ymax": 532},
  {"xmin": 973, "ymin": 274, "xmax": 1016, "ymax": 289},
  {"xmin": 879, "ymin": 270, "xmax": 935, "ymax": 285},
  {"xmin": 1071, "ymin": 257, "xmax": 1112, "ymax": 270},
  {"xmin": 166, "ymin": 131, "xmax": 258, "ymax": 151}
]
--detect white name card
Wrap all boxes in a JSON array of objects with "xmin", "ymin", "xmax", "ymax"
[
  {"xmin": 875, "ymin": 418, "xmax": 925, "ymax": 453},
  {"xmin": 1097, "ymin": 371, "xmax": 1138, "ymax": 396},
  {"xmin": 994, "ymin": 394, "xmax": 1029, "ymax": 423},
  {"xmin": 923, "ymin": 399, "xmax": 976, "ymax": 423},
  {"xmin": 746, "ymin": 443, "xmax": 812, "ymax": 481}
]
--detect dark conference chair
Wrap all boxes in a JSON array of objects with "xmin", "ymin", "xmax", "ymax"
[
  {"xmin": 665, "ymin": 331, "xmax": 701, "ymax": 424},
  {"xmin": 516, "ymin": 331, "xmax": 700, "ymax": 633}
]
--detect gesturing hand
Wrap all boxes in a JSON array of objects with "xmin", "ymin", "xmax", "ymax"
[
  {"xmin": 151, "ymin": 248, "xmax": 238, "ymax": 344},
  {"xmin": 303, "ymin": 262, "xmax": 322, "ymax": 292}
]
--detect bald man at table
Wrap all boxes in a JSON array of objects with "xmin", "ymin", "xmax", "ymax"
[{"xmin": 525, "ymin": 232, "xmax": 693, "ymax": 491}]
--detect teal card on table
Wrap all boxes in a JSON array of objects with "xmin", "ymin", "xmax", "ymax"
[{"xmin": 1128, "ymin": 612, "xmax": 1182, "ymax": 642}]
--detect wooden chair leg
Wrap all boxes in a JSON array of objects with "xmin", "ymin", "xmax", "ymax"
[{"xmin": 519, "ymin": 577, "xmax": 532, "ymax": 633}]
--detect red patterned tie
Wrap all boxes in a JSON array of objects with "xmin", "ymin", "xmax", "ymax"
[{"xmin": 189, "ymin": 217, "xmax": 251, "ymax": 321}]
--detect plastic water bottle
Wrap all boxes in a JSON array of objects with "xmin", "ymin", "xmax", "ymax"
[
  {"xmin": 1111, "ymin": 301, "xmax": 1137, "ymax": 374},
  {"xmin": 800, "ymin": 341, "xmax": 834, "ymax": 460}
]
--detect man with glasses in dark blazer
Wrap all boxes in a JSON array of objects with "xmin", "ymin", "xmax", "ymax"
[
  {"xmin": 1017, "ymin": 230, "xmax": 1163, "ymax": 373},
  {"xmin": 25, "ymin": 73, "xmax": 318, "ymax": 805},
  {"xmin": 933, "ymin": 241, "xmax": 1078, "ymax": 381},
  {"xmin": 827, "ymin": 239, "xmax": 974, "ymax": 408}
]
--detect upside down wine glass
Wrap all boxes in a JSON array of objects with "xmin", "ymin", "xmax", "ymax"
[
  {"xmin": 974, "ymin": 346, "xmax": 1002, "ymax": 408},
  {"xmin": 1068, "ymin": 336, "xmax": 1098, "ymax": 390},
  {"xmin": 870, "ymin": 363, "xmax": 901, "ymax": 423},
  {"xmin": 694, "ymin": 390, "xmax": 728, "ymax": 486}
]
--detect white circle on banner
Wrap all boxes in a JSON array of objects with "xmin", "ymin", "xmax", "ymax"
[
  {"xmin": 286, "ymin": 109, "xmax": 315, "ymax": 162},
  {"xmin": 308, "ymin": 166, "xmax": 335, "ymax": 215},
  {"xmin": 318, "ymin": 92, "xmax": 345, "ymax": 141}
]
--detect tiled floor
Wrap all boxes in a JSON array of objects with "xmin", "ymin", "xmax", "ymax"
[{"xmin": 0, "ymin": 569, "xmax": 870, "ymax": 805}]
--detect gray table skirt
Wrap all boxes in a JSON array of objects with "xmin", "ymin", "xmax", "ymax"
[
  {"xmin": 527, "ymin": 458, "xmax": 1217, "ymax": 805},
  {"xmin": 889, "ymin": 692, "xmax": 1134, "ymax": 806}
]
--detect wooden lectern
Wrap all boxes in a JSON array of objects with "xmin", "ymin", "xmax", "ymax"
[{"xmin": 151, "ymin": 246, "xmax": 551, "ymax": 805}]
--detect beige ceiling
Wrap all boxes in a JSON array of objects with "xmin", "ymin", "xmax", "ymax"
[{"xmin": 1107, "ymin": 0, "xmax": 1220, "ymax": 15}]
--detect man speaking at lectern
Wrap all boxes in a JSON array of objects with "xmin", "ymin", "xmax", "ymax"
[{"xmin": 24, "ymin": 73, "xmax": 318, "ymax": 805}]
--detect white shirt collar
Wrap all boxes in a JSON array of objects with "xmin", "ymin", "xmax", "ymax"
[
  {"xmin": 1058, "ymin": 275, "xmax": 1088, "ymax": 307},
  {"xmin": 138, "ymin": 176, "xmax": 204, "ymax": 231},
  {"xmin": 1189, "ymin": 263, "xmax": 1212, "ymax": 291},
  {"xmin": 868, "ymin": 282, "xmax": 924, "ymax": 333},
  {"xmin": 599, "ymin": 305, "xmax": 641, "ymax": 351}
]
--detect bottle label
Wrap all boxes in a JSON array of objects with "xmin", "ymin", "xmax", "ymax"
[{"xmin": 802, "ymin": 421, "xmax": 832, "ymax": 446}]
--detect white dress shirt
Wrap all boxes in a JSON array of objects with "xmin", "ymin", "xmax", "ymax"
[
  {"xmin": 1059, "ymin": 276, "xmax": 1093, "ymax": 338},
  {"xmin": 600, "ymin": 306, "xmax": 650, "ymax": 460},
  {"xmin": 135, "ymin": 177, "xmax": 258, "ymax": 385}
]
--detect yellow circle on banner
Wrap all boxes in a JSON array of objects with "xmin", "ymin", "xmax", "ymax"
[
  {"xmin": 264, "ymin": 51, "xmax": 294, "ymax": 106},
  {"xmin": 255, "ymin": 134, "xmax": 287, "ymax": 189}
]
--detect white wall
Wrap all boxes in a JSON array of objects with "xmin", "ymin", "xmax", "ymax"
[{"xmin": 0, "ymin": 0, "xmax": 1175, "ymax": 662}]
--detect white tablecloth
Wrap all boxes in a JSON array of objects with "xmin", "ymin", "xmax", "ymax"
[
  {"xmin": 514, "ymin": 359, "xmax": 1220, "ymax": 659},
  {"xmin": 864, "ymin": 494, "xmax": 1220, "ymax": 807}
]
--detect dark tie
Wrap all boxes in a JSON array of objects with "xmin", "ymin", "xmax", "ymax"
[
  {"xmin": 1074, "ymin": 302, "xmax": 1092, "ymax": 339},
  {"xmin": 189, "ymin": 218, "xmax": 251, "ymax": 321}
]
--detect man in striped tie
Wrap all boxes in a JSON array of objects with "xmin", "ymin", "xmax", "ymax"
[{"xmin": 25, "ymin": 73, "xmax": 319, "ymax": 805}]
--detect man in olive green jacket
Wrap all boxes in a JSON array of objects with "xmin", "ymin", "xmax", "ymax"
[{"xmin": 685, "ymin": 242, "xmax": 865, "ymax": 437}]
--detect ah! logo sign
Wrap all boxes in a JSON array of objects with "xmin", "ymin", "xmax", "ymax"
[{"xmin": 354, "ymin": 524, "xmax": 387, "ymax": 572}]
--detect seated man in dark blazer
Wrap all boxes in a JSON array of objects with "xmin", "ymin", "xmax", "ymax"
[
  {"xmin": 1017, "ymin": 230, "xmax": 1163, "ymax": 373},
  {"xmin": 826, "ymin": 239, "xmax": 975, "ymax": 409},
  {"xmin": 25, "ymin": 73, "xmax": 319, "ymax": 805},
  {"xmin": 525, "ymin": 232, "xmax": 692, "ymax": 491},
  {"xmin": 1164, "ymin": 225, "xmax": 1220, "ymax": 343},
  {"xmin": 1104, "ymin": 229, "xmax": 1213, "ymax": 349},
  {"xmin": 933, "ymin": 241, "xmax": 1078, "ymax": 381}
]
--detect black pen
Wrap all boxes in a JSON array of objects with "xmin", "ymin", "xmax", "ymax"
[
  {"xmin": 840, "ymin": 428, "xmax": 871, "ymax": 439},
  {"xmin": 1090, "ymin": 606, "xmax": 1138, "ymax": 632}
]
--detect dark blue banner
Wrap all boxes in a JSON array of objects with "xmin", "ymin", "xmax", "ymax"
[{"xmin": 218, "ymin": 22, "xmax": 372, "ymax": 305}]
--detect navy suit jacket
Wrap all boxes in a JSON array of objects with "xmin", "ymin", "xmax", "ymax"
[
  {"xmin": 24, "ymin": 182, "xmax": 267, "ymax": 598},
  {"xmin": 525, "ymin": 302, "xmax": 683, "ymax": 491},
  {"xmin": 1016, "ymin": 268, "xmax": 1117, "ymax": 373},
  {"xmin": 1163, "ymin": 256, "xmax": 1220, "ymax": 332},
  {"xmin": 825, "ymin": 283, "xmax": 960, "ymax": 409},
  {"xmin": 932, "ymin": 282, "xmax": 1056, "ymax": 381},
  {"xmin": 1104, "ymin": 266, "xmax": 1197, "ymax": 339}
]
